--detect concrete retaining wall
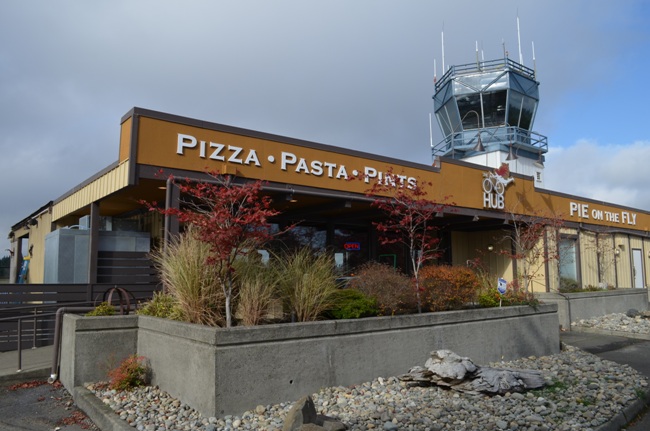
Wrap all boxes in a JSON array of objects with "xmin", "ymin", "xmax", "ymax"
[
  {"xmin": 60, "ymin": 315, "xmax": 138, "ymax": 389},
  {"xmin": 538, "ymin": 289, "xmax": 649, "ymax": 330},
  {"xmin": 61, "ymin": 304, "xmax": 559, "ymax": 417}
]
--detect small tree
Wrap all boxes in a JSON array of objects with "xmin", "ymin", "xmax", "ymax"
[
  {"xmin": 148, "ymin": 171, "xmax": 280, "ymax": 327},
  {"xmin": 500, "ymin": 208, "xmax": 564, "ymax": 293},
  {"xmin": 365, "ymin": 170, "xmax": 450, "ymax": 313}
]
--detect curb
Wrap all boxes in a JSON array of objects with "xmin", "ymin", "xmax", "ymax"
[
  {"xmin": 570, "ymin": 326, "xmax": 650, "ymax": 341},
  {"xmin": 73, "ymin": 386, "xmax": 133, "ymax": 431},
  {"xmin": 594, "ymin": 387, "xmax": 650, "ymax": 431},
  {"xmin": 0, "ymin": 367, "xmax": 49, "ymax": 386}
]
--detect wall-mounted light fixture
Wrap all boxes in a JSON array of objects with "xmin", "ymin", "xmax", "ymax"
[
  {"xmin": 344, "ymin": 200, "xmax": 352, "ymax": 208},
  {"xmin": 285, "ymin": 193, "xmax": 297, "ymax": 203},
  {"xmin": 472, "ymin": 215, "xmax": 480, "ymax": 222},
  {"xmin": 435, "ymin": 211, "xmax": 444, "ymax": 218},
  {"xmin": 614, "ymin": 248, "xmax": 621, "ymax": 256},
  {"xmin": 506, "ymin": 144, "xmax": 518, "ymax": 161},
  {"xmin": 487, "ymin": 244, "xmax": 494, "ymax": 252},
  {"xmin": 29, "ymin": 218, "xmax": 38, "ymax": 227}
]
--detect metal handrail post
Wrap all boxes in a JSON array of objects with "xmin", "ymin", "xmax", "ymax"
[
  {"xmin": 32, "ymin": 308, "xmax": 37, "ymax": 348},
  {"xmin": 17, "ymin": 319, "xmax": 22, "ymax": 372}
]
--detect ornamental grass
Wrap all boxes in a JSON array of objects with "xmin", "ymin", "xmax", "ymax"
[
  {"xmin": 150, "ymin": 227, "xmax": 226, "ymax": 326},
  {"xmin": 274, "ymin": 247, "xmax": 339, "ymax": 322},
  {"xmin": 233, "ymin": 254, "xmax": 279, "ymax": 326}
]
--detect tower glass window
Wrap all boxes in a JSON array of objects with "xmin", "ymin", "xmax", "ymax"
[{"xmin": 482, "ymin": 91, "xmax": 507, "ymax": 127}]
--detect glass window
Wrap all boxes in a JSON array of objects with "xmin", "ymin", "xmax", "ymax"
[
  {"xmin": 559, "ymin": 238, "xmax": 579, "ymax": 291},
  {"xmin": 275, "ymin": 225, "xmax": 327, "ymax": 252},
  {"xmin": 456, "ymin": 94, "xmax": 481, "ymax": 130},
  {"xmin": 333, "ymin": 228, "xmax": 368, "ymax": 275},
  {"xmin": 520, "ymin": 96, "xmax": 536, "ymax": 130},
  {"xmin": 482, "ymin": 91, "xmax": 507, "ymax": 127},
  {"xmin": 507, "ymin": 91, "xmax": 523, "ymax": 128}
]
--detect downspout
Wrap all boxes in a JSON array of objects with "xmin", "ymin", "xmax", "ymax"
[
  {"xmin": 48, "ymin": 301, "xmax": 136, "ymax": 384},
  {"xmin": 49, "ymin": 307, "xmax": 96, "ymax": 383},
  {"xmin": 556, "ymin": 292, "xmax": 572, "ymax": 332}
]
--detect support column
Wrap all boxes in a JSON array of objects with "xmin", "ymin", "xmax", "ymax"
[
  {"xmin": 163, "ymin": 178, "xmax": 180, "ymax": 249},
  {"xmin": 88, "ymin": 202, "xmax": 100, "ymax": 284},
  {"xmin": 9, "ymin": 237, "xmax": 20, "ymax": 284}
]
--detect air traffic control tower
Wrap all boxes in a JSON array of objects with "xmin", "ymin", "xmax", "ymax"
[{"xmin": 432, "ymin": 57, "xmax": 547, "ymax": 185}]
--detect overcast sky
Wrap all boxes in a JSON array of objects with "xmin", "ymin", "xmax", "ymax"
[{"xmin": 1, "ymin": 0, "xmax": 649, "ymax": 256}]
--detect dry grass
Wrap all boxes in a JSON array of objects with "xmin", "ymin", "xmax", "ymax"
[
  {"xmin": 234, "ymin": 256, "xmax": 279, "ymax": 326},
  {"xmin": 150, "ymin": 228, "xmax": 226, "ymax": 326},
  {"xmin": 274, "ymin": 247, "xmax": 339, "ymax": 322}
]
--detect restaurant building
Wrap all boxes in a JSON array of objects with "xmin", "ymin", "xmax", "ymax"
[{"xmin": 7, "ymin": 58, "xmax": 650, "ymax": 293}]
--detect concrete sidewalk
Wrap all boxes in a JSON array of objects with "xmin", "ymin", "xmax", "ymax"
[
  {"xmin": 0, "ymin": 344, "xmax": 99, "ymax": 431},
  {"xmin": 0, "ymin": 345, "xmax": 53, "ymax": 384}
]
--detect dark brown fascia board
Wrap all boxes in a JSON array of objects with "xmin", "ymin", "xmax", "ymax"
[
  {"xmin": 10, "ymin": 201, "xmax": 54, "ymax": 231},
  {"xmin": 124, "ymin": 107, "xmax": 442, "ymax": 173},
  {"xmin": 137, "ymin": 164, "xmax": 374, "ymax": 204}
]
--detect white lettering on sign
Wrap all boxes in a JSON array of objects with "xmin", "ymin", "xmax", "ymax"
[
  {"xmin": 363, "ymin": 167, "xmax": 417, "ymax": 189},
  {"xmin": 482, "ymin": 170, "xmax": 512, "ymax": 210},
  {"xmin": 174, "ymin": 133, "xmax": 418, "ymax": 190},
  {"xmin": 176, "ymin": 134, "xmax": 261, "ymax": 166},
  {"xmin": 569, "ymin": 201, "xmax": 637, "ymax": 225}
]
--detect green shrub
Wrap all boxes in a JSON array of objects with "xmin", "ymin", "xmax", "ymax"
[
  {"xmin": 420, "ymin": 265, "xmax": 481, "ymax": 312},
  {"xmin": 107, "ymin": 355, "xmax": 150, "ymax": 391},
  {"xmin": 559, "ymin": 277, "xmax": 580, "ymax": 293},
  {"xmin": 327, "ymin": 289, "xmax": 378, "ymax": 319},
  {"xmin": 478, "ymin": 279, "xmax": 538, "ymax": 307},
  {"xmin": 150, "ymin": 227, "xmax": 226, "ymax": 326},
  {"xmin": 137, "ymin": 292, "xmax": 183, "ymax": 320},
  {"xmin": 274, "ymin": 247, "xmax": 339, "ymax": 322},
  {"xmin": 347, "ymin": 261, "xmax": 415, "ymax": 315},
  {"xmin": 86, "ymin": 302, "xmax": 115, "ymax": 316}
]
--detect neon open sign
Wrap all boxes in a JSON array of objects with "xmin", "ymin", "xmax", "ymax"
[{"xmin": 344, "ymin": 242, "xmax": 361, "ymax": 251}]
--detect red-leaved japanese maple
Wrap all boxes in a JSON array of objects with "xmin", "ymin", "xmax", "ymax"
[
  {"xmin": 365, "ymin": 170, "xmax": 450, "ymax": 313},
  {"xmin": 149, "ymin": 171, "xmax": 280, "ymax": 327}
]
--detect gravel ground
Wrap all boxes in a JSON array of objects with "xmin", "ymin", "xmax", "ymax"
[{"xmin": 89, "ymin": 342, "xmax": 649, "ymax": 431}]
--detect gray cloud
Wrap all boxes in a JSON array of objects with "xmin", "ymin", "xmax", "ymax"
[{"xmin": 1, "ymin": 0, "xmax": 649, "ymax": 255}]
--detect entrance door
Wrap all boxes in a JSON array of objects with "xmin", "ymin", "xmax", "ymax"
[{"xmin": 632, "ymin": 249, "xmax": 645, "ymax": 288}]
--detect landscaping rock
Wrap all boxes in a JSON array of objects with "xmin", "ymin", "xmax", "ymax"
[
  {"xmin": 282, "ymin": 395, "xmax": 347, "ymax": 431},
  {"xmin": 399, "ymin": 349, "xmax": 545, "ymax": 395}
]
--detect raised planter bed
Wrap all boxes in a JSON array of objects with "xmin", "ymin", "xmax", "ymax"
[
  {"xmin": 60, "ymin": 304, "xmax": 559, "ymax": 417},
  {"xmin": 537, "ymin": 289, "xmax": 648, "ymax": 330}
]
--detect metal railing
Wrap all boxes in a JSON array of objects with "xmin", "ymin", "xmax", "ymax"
[
  {"xmin": 435, "ymin": 58, "xmax": 536, "ymax": 92},
  {"xmin": 0, "ymin": 283, "xmax": 160, "ymax": 372},
  {"xmin": 431, "ymin": 125, "xmax": 548, "ymax": 159}
]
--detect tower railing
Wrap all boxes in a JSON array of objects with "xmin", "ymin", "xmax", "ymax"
[
  {"xmin": 432, "ymin": 125, "xmax": 548, "ymax": 160},
  {"xmin": 435, "ymin": 58, "xmax": 536, "ymax": 92}
]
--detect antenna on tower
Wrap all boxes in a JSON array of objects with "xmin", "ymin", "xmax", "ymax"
[
  {"xmin": 441, "ymin": 25, "xmax": 446, "ymax": 74},
  {"xmin": 429, "ymin": 113, "xmax": 434, "ymax": 148},
  {"xmin": 517, "ymin": 12, "xmax": 523, "ymax": 64},
  {"xmin": 434, "ymin": 58, "xmax": 437, "ymax": 83},
  {"xmin": 502, "ymin": 39, "xmax": 507, "ymax": 59},
  {"xmin": 475, "ymin": 41, "xmax": 480, "ymax": 69},
  {"xmin": 532, "ymin": 41, "xmax": 537, "ymax": 78}
]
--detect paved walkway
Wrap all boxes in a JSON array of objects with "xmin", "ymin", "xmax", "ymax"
[
  {"xmin": 0, "ymin": 345, "xmax": 98, "ymax": 430},
  {"xmin": 0, "ymin": 344, "xmax": 53, "ymax": 384}
]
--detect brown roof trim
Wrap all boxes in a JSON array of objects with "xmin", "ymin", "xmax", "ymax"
[{"xmin": 124, "ymin": 107, "xmax": 442, "ymax": 173}]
